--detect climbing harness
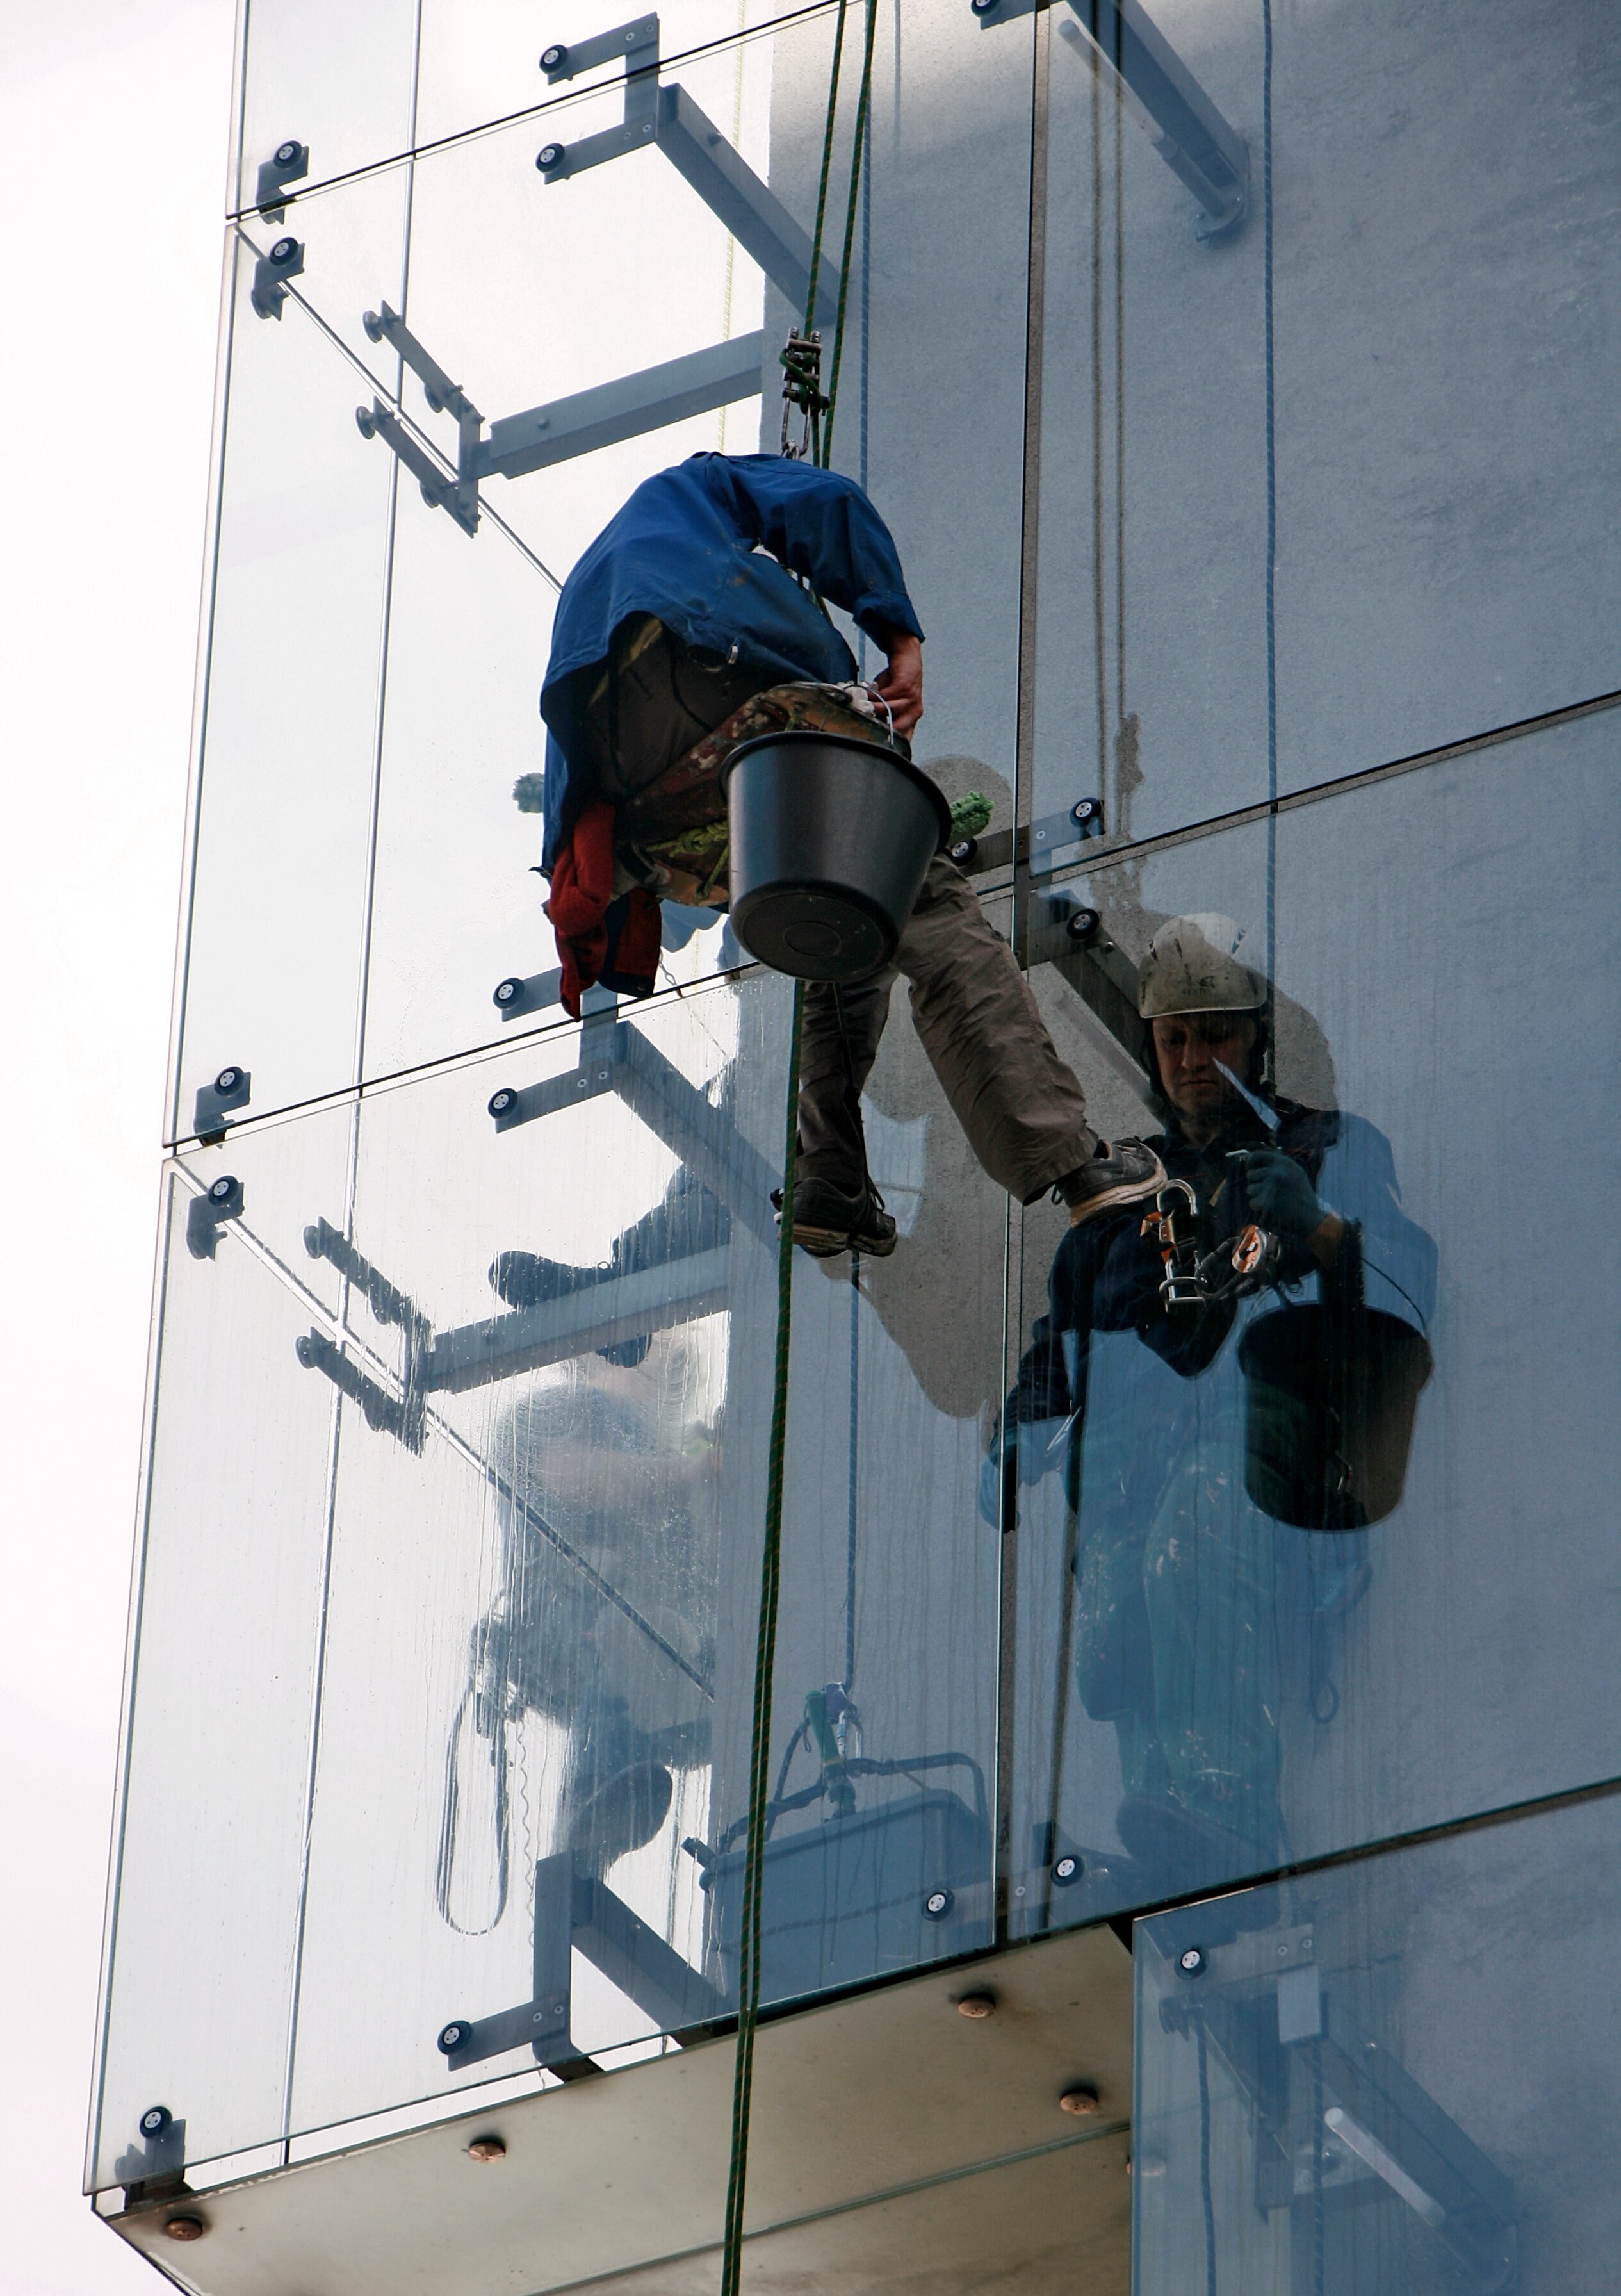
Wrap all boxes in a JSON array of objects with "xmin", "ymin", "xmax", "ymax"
[{"xmin": 721, "ymin": 7, "xmax": 879, "ymax": 2287}]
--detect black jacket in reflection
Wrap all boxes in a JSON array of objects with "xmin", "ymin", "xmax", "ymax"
[{"xmin": 995, "ymin": 1093, "xmax": 1437, "ymax": 1894}]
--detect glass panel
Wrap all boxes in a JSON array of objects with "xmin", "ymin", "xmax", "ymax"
[
  {"xmin": 90, "ymin": 1165, "xmax": 342, "ymax": 2190},
  {"xmin": 172, "ymin": 232, "xmax": 399, "ymax": 1138},
  {"xmin": 357, "ymin": 0, "xmax": 1034, "ymax": 1076},
  {"xmin": 1135, "ymin": 1791, "xmax": 1621, "ymax": 2295},
  {"xmin": 819, "ymin": 0, "xmax": 1034, "ymax": 774},
  {"xmin": 1034, "ymin": 0, "xmax": 1621, "ymax": 846},
  {"xmin": 1269, "ymin": 0, "xmax": 1621, "ymax": 792},
  {"xmin": 261, "ymin": 954, "xmax": 1000, "ymax": 2142},
  {"xmin": 414, "ymin": 0, "xmax": 802, "ymax": 154},
  {"xmin": 1006, "ymin": 708, "xmax": 1621, "ymax": 1926},
  {"xmin": 1034, "ymin": 0, "xmax": 1267, "ymax": 844},
  {"xmin": 234, "ymin": 0, "xmax": 418, "ymax": 210},
  {"xmin": 396, "ymin": 45, "xmax": 771, "ymax": 574},
  {"xmin": 240, "ymin": 165, "xmax": 411, "ymax": 379}
]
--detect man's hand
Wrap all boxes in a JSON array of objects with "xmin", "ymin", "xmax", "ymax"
[
  {"xmin": 1242, "ymin": 1147, "xmax": 1344, "ymax": 1266},
  {"xmin": 871, "ymin": 628, "xmax": 924, "ymax": 739}
]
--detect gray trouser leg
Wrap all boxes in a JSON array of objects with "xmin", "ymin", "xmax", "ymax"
[{"xmin": 797, "ymin": 858, "xmax": 1096, "ymax": 1205}]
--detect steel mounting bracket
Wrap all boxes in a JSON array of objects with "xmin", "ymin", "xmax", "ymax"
[{"xmin": 971, "ymin": 0, "xmax": 1250, "ymax": 240}]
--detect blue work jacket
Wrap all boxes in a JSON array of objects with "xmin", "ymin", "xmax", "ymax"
[{"xmin": 537, "ymin": 452, "xmax": 924, "ymax": 868}]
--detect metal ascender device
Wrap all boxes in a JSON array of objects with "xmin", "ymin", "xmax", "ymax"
[{"xmin": 1143, "ymin": 1154, "xmax": 1283, "ymax": 1315}]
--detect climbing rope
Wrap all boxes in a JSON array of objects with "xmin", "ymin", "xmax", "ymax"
[
  {"xmin": 718, "ymin": 981, "xmax": 804, "ymax": 2296},
  {"xmin": 719, "ymin": 12, "xmax": 879, "ymax": 2285}
]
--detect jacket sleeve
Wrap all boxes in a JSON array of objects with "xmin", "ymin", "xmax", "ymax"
[{"xmin": 697, "ymin": 454, "xmax": 925, "ymax": 646}]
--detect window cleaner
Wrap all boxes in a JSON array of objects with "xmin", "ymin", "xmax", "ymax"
[{"xmin": 526, "ymin": 450, "xmax": 1168, "ymax": 1259}]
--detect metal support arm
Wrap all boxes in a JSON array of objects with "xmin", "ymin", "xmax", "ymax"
[
  {"xmin": 973, "ymin": 0, "xmax": 1249, "ymax": 239},
  {"xmin": 477, "ymin": 332, "xmax": 766, "ymax": 481},
  {"xmin": 537, "ymin": 15, "xmax": 840, "ymax": 316}
]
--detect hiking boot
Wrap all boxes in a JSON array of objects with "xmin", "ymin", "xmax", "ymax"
[
  {"xmin": 772, "ymin": 1177, "xmax": 899, "ymax": 1258},
  {"xmin": 489, "ymin": 1249, "xmax": 606, "ymax": 1308},
  {"xmin": 1058, "ymin": 1138, "xmax": 1168, "ymax": 1228}
]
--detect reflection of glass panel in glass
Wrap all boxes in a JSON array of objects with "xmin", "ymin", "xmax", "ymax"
[
  {"xmin": 90, "ymin": 1171, "xmax": 339, "ymax": 2190},
  {"xmin": 1005, "ymin": 710, "xmax": 1621, "ymax": 1926},
  {"xmin": 234, "ymin": 0, "xmax": 418, "ymax": 211},
  {"xmin": 172, "ymin": 238, "xmax": 397, "ymax": 1138},
  {"xmin": 1136, "ymin": 1792, "xmax": 1621, "ymax": 2295},
  {"xmin": 414, "ymin": 0, "xmax": 797, "ymax": 154},
  {"xmin": 1034, "ymin": 0, "xmax": 1267, "ymax": 845}
]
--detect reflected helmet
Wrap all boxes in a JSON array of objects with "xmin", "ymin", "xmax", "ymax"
[{"xmin": 1137, "ymin": 914, "xmax": 1267, "ymax": 1020}]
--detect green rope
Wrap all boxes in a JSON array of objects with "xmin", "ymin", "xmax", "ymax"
[
  {"xmin": 801, "ymin": 0, "xmax": 851, "ymax": 345},
  {"xmin": 717, "ymin": 980, "xmax": 804, "ymax": 2296},
  {"xmin": 820, "ymin": 0, "xmax": 879, "ymax": 468},
  {"xmin": 717, "ymin": 10, "xmax": 880, "ymax": 2280}
]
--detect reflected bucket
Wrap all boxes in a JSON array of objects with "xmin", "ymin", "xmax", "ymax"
[
  {"xmin": 721, "ymin": 730, "xmax": 952, "ymax": 981},
  {"xmin": 1238, "ymin": 1304, "xmax": 1433, "ymax": 1530}
]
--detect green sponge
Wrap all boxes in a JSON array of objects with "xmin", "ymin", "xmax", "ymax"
[{"xmin": 949, "ymin": 791, "xmax": 993, "ymax": 842}]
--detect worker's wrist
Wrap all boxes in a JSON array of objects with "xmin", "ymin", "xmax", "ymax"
[{"xmin": 1307, "ymin": 1211, "xmax": 1344, "ymax": 1266}]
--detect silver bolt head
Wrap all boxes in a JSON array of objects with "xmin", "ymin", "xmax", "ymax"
[{"xmin": 1178, "ymin": 1946, "xmax": 1205, "ymax": 1976}]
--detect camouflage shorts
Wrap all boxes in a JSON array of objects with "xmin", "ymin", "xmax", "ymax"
[{"xmin": 615, "ymin": 682, "xmax": 905, "ymax": 909}]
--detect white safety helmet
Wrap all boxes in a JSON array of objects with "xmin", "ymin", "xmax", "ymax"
[{"xmin": 1137, "ymin": 914, "xmax": 1267, "ymax": 1021}]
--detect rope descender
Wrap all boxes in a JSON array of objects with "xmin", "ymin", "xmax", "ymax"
[{"xmin": 779, "ymin": 329, "xmax": 829, "ymax": 460}]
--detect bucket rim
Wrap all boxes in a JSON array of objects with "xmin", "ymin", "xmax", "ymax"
[{"xmin": 720, "ymin": 727, "xmax": 954, "ymax": 851}]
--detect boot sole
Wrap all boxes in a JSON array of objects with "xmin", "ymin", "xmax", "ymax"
[
  {"xmin": 791, "ymin": 1219, "xmax": 899, "ymax": 1259},
  {"xmin": 1067, "ymin": 1158, "xmax": 1169, "ymax": 1229}
]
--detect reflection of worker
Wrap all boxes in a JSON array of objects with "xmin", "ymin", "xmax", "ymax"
[
  {"xmin": 990, "ymin": 915, "xmax": 1437, "ymax": 1894},
  {"xmin": 532, "ymin": 452, "xmax": 1164, "ymax": 1259},
  {"xmin": 459, "ymin": 1335, "xmax": 722, "ymax": 1887}
]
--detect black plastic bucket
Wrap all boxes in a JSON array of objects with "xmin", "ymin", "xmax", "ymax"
[
  {"xmin": 720, "ymin": 730, "xmax": 952, "ymax": 981},
  {"xmin": 1237, "ymin": 1304, "xmax": 1433, "ymax": 1531}
]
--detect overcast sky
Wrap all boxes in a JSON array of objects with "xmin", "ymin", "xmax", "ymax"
[{"xmin": 1, "ymin": 2, "xmax": 238, "ymax": 2286}]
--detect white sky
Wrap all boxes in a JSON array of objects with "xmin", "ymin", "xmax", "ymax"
[{"xmin": 0, "ymin": 1, "xmax": 238, "ymax": 2286}]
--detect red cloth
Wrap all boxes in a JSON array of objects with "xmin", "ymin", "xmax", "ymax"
[{"xmin": 543, "ymin": 800, "xmax": 662, "ymax": 1017}]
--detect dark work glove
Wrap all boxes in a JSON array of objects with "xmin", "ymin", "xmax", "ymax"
[{"xmin": 1239, "ymin": 1147, "xmax": 1325, "ymax": 1240}]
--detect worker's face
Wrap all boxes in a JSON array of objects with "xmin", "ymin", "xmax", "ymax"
[{"xmin": 1151, "ymin": 1012, "xmax": 1260, "ymax": 1131}]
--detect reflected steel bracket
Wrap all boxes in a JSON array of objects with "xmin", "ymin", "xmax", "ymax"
[
  {"xmin": 437, "ymin": 1851, "xmax": 729, "ymax": 2075},
  {"xmin": 1162, "ymin": 1917, "xmax": 1517, "ymax": 2289},
  {"xmin": 292, "ymin": 1009, "xmax": 778, "ymax": 1436},
  {"xmin": 487, "ymin": 1010, "xmax": 778, "ymax": 1249},
  {"xmin": 971, "ymin": 0, "xmax": 1249, "ymax": 240}
]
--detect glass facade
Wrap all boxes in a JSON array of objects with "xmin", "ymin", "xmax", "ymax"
[{"xmin": 97, "ymin": 0, "xmax": 1621, "ymax": 2281}]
